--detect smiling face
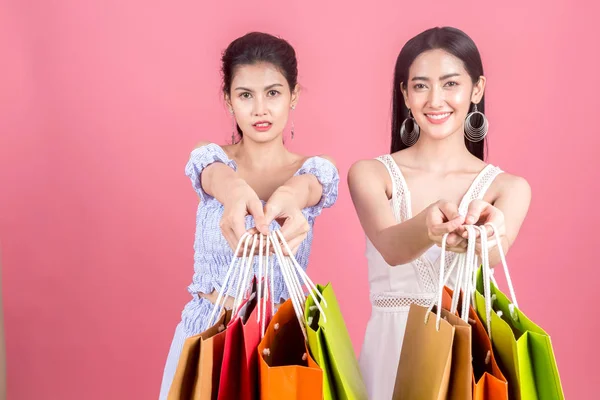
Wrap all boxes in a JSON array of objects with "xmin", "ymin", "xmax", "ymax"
[
  {"xmin": 401, "ymin": 49, "xmax": 486, "ymax": 142},
  {"xmin": 226, "ymin": 62, "xmax": 299, "ymax": 144}
]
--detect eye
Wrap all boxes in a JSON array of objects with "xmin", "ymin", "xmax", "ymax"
[
  {"xmin": 445, "ymin": 81, "xmax": 459, "ymax": 87},
  {"xmin": 413, "ymin": 83, "xmax": 427, "ymax": 90},
  {"xmin": 267, "ymin": 90, "xmax": 280, "ymax": 97},
  {"xmin": 240, "ymin": 92, "xmax": 252, "ymax": 99}
]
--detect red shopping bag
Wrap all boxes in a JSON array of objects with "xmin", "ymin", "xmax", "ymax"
[
  {"xmin": 218, "ymin": 279, "xmax": 273, "ymax": 400},
  {"xmin": 218, "ymin": 293, "xmax": 259, "ymax": 400}
]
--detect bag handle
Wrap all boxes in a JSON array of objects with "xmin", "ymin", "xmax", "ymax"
[
  {"xmin": 231, "ymin": 235, "xmax": 259, "ymax": 316},
  {"xmin": 448, "ymin": 225, "xmax": 478, "ymax": 320},
  {"xmin": 426, "ymin": 225, "xmax": 479, "ymax": 329},
  {"xmin": 257, "ymin": 234, "xmax": 275, "ymax": 338},
  {"xmin": 272, "ymin": 230, "xmax": 328, "ymax": 316},
  {"xmin": 207, "ymin": 233, "xmax": 251, "ymax": 327},
  {"xmin": 485, "ymin": 223, "xmax": 519, "ymax": 309},
  {"xmin": 270, "ymin": 232, "xmax": 308, "ymax": 339},
  {"xmin": 269, "ymin": 230, "xmax": 327, "ymax": 340},
  {"xmin": 274, "ymin": 230, "xmax": 328, "ymax": 309}
]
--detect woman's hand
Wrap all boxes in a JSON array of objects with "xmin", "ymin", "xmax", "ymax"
[
  {"xmin": 458, "ymin": 199, "xmax": 506, "ymax": 256},
  {"xmin": 425, "ymin": 200, "xmax": 468, "ymax": 253},
  {"xmin": 219, "ymin": 179, "xmax": 269, "ymax": 255},
  {"xmin": 264, "ymin": 186, "xmax": 310, "ymax": 256}
]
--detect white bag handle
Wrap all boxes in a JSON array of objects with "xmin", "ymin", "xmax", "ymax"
[
  {"xmin": 459, "ymin": 223, "xmax": 517, "ymax": 340},
  {"xmin": 485, "ymin": 223, "xmax": 519, "ymax": 309},
  {"xmin": 231, "ymin": 234, "xmax": 259, "ymax": 317},
  {"xmin": 426, "ymin": 225, "xmax": 478, "ymax": 329},
  {"xmin": 274, "ymin": 230, "xmax": 328, "ymax": 310},
  {"xmin": 269, "ymin": 230, "xmax": 328, "ymax": 341},
  {"xmin": 270, "ymin": 232, "xmax": 308, "ymax": 339},
  {"xmin": 449, "ymin": 225, "xmax": 478, "ymax": 319},
  {"xmin": 451, "ymin": 225, "xmax": 494, "ymax": 336},
  {"xmin": 424, "ymin": 223, "xmax": 520, "ymax": 337},
  {"xmin": 425, "ymin": 232, "xmax": 452, "ymax": 330},
  {"xmin": 477, "ymin": 225, "xmax": 494, "ymax": 338},
  {"xmin": 425, "ymin": 232, "xmax": 459, "ymax": 329},
  {"xmin": 461, "ymin": 225, "xmax": 480, "ymax": 321},
  {"xmin": 207, "ymin": 233, "xmax": 251, "ymax": 327},
  {"xmin": 257, "ymin": 234, "xmax": 264, "ymax": 326},
  {"xmin": 257, "ymin": 235, "xmax": 275, "ymax": 338},
  {"xmin": 272, "ymin": 230, "xmax": 328, "ymax": 317},
  {"xmin": 427, "ymin": 223, "xmax": 510, "ymax": 330},
  {"xmin": 234, "ymin": 233, "xmax": 279, "ymax": 337}
]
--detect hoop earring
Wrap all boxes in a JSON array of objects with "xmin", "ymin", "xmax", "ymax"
[
  {"xmin": 464, "ymin": 104, "xmax": 488, "ymax": 142},
  {"xmin": 400, "ymin": 110, "xmax": 420, "ymax": 147}
]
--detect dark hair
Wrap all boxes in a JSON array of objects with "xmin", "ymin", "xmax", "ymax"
[
  {"xmin": 391, "ymin": 27, "xmax": 487, "ymax": 160},
  {"xmin": 221, "ymin": 32, "xmax": 298, "ymax": 139}
]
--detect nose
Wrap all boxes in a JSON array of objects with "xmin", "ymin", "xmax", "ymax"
[
  {"xmin": 252, "ymin": 97, "xmax": 268, "ymax": 116},
  {"xmin": 427, "ymin": 85, "xmax": 445, "ymax": 109}
]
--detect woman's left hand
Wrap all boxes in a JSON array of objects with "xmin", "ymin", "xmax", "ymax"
[{"xmin": 264, "ymin": 187, "xmax": 310, "ymax": 256}]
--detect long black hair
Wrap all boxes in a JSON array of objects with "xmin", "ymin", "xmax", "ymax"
[
  {"xmin": 221, "ymin": 32, "xmax": 298, "ymax": 140},
  {"xmin": 391, "ymin": 27, "xmax": 487, "ymax": 160}
]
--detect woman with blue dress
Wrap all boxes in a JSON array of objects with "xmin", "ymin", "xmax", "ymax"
[{"xmin": 158, "ymin": 32, "xmax": 339, "ymax": 399}]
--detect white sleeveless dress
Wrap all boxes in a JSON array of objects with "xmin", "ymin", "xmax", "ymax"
[{"xmin": 358, "ymin": 155, "xmax": 503, "ymax": 400}]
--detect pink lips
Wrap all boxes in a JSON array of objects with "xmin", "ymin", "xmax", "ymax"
[{"xmin": 253, "ymin": 121, "xmax": 272, "ymax": 132}]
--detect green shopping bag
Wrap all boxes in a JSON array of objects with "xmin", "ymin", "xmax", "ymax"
[
  {"xmin": 304, "ymin": 283, "xmax": 368, "ymax": 400},
  {"xmin": 305, "ymin": 301, "xmax": 335, "ymax": 399},
  {"xmin": 475, "ymin": 267, "xmax": 564, "ymax": 400}
]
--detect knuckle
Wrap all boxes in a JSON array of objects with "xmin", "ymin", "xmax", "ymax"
[{"xmin": 251, "ymin": 199, "xmax": 263, "ymax": 209}]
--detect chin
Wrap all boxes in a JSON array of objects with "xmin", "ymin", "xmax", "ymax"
[
  {"xmin": 421, "ymin": 123, "xmax": 462, "ymax": 141},
  {"xmin": 243, "ymin": 132, "xmax": 281, "ymax": 144}
]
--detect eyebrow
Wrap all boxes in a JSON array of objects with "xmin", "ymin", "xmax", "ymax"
[
  {"xmin": 234, "ymin": 83, "xmax": 284, "ymax": 91},
  {"xmin": 411, "ymin": 73, "xmax": 461, "ymax": 81}
]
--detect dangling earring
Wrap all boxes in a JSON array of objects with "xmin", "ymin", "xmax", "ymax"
[
  {"xmin": 230, "ymin": 109, "xmax": 237, "ymax": 144},
  {"xmin": 290, "ymin": 105, "xmax": 295, "ymax": 140},
  {"xmin": 464, "ymin": 104, "xmax": 488, "ymax": 142},
  {"xmin": 400, "ymin": 109, "xmax": 420, "ymax": 146}
]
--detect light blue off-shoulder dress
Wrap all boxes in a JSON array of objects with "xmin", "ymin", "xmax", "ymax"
[{"xmin": 158, "ymin": 143, "xmax": 339, "ymax": 399}]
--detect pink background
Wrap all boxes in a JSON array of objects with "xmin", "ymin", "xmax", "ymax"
[{"xmin": 1, "ymin": 0, "xmax": 598, "ymax": 398}]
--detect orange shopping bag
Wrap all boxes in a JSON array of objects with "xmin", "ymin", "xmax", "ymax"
[
  {"xmin": 258, "ymin": 299, "xmax": 322, "ymax": 399},
  {"xmin": 443, "ymin": 287, "xmax": 509, "ymax": 400}
]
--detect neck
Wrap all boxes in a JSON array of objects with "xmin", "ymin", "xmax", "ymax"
[
  {"xmin": 409, "ymin": 128, "xmax": 474, "ymax": 172},
  {"xmin": 235, "ymin": 135, "xmax": 290, "ymax": 170}
]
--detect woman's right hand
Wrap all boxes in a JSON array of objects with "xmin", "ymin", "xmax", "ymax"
[
  {"xmin": 220, "ymin": 179, "xmax": 269, "ymax": 255},
  {"xmin": 425, "ymin": 200, "xmax": 467, "ymax": 253}
]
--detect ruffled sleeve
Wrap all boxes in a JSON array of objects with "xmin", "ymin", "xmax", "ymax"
[
  {"xmin": 295, "ymin": 156, "xmax": 340, "ymax": 218},
  {"xmin": 184, "ymin": 143, "xmax": 237, "ymax": 203}
]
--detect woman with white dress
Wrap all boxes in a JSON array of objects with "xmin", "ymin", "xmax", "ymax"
[{"xmin": 348, "ymin": 26, "xmax": 532, "ymax": 399}]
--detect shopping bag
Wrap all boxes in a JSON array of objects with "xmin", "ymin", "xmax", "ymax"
[
  {"xmin": 305, "ymin": 283, "xmax": 368, "ymax": 400},
  {"xmin": 167, "ymin": 308, "xmax": 232, "ymax": 400},
  {"xmin": 217, "ymin": 234, "xmax": 269, "ymax": 400},
  {"xmin": 258, "ymin": 299, "xmax": 323, "ymax": 399},
  {"xmin": 443, "ymin": 286, "xmax": 508, "ymax": 400},
  {"xmin": 474, "ymin": 223, "xmax": 564, "ymax": 400},
  {"xmin": 392, "ymin": 302, "xmax": 457, "ymax": 400},
  {"xmin": 475, "ymin": 271, "xmax": 563, "ymax": 400}
]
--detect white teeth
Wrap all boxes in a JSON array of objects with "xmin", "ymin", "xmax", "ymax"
[
  {"xmin": 255, "ymin": 123, "xmax": 270, "ymax": 127},
  {"xmin": 427, "ymin": 113, "xmax": 451, "ymax": 120}
]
